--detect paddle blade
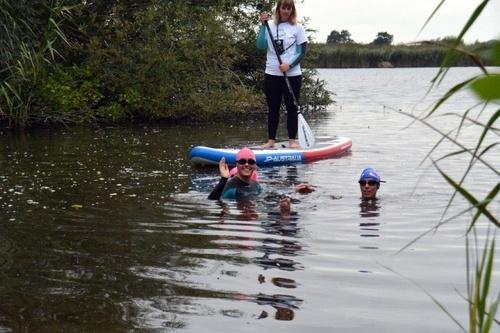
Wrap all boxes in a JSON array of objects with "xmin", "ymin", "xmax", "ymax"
[{"xmin": 297, "ymin": 113, "xmax": 315, "ymax": 149}]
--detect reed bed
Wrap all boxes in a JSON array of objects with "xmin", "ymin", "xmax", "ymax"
[{"xmin": 309, "ymin": 42, "xmax": 492, "ymax": 68}]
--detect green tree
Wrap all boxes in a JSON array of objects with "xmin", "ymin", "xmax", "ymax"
[
  {"xmin": 372, "ymin": 31, "xmax": 393, "ymax": 45},
  {"xmin": 326, "ymin": 29, "xmax": 354, "ymax": 45}
]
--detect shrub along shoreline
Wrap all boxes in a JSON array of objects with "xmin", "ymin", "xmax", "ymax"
[{"xmin": 0, "ymin": 1, "xmax": 332, "ymax": 129}]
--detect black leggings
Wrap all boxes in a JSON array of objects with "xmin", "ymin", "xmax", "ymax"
[{"xmin": 264, "ymin": 74, "xmax": 302, "ymax": 140}]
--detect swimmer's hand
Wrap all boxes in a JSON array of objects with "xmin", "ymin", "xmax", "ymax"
[
  {"xmin": 279, "ymin": 196, "xmax": 291, "ymax": 214},
  {"xmin": 294, "ymin": 183, "xmax": 316, "ymax": 194},
  {"xmin": 219, "ymin": 157, "xmax": 230, "ymax": 178}
]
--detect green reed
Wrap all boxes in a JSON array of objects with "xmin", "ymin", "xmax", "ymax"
[
  {"xmin": 401, "ymin": 0, "xmax": 499, "ymax": 331},
  {"xmin": 308, "ymin": 42, "xmax": 492, "ymax": 68},
  {"xmin": 466, "ymin": 231, "xmax": 499, "ymax": 333},
  {"xmin": 0, "ymin": 1, "xmax": 71, "ymax": 127}
]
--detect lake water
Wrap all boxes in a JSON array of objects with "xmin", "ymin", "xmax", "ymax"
[{"xmin": 0, "ymin": 67, "xmax": 499, "ymax": 332}]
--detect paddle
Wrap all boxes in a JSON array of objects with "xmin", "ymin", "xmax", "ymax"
[{"xmin": 258, "ymin": 6, "xmax": 315, "ymax": 149}]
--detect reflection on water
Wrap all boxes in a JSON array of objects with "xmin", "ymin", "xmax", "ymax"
[
  {"xmin": 359, "ymin": 198, "xmax": 381, "ymax": 243},
  {"xmin": 122, "ymin": 165, "xmax": 309, "ymax": 328},
  {"xmin": 209, "ymin": 198, "xmax": 306, "ymax": 321},
  {"xmin": 359, "ymin": 198, "xmax": 380, "ymax": 218},
  {"xmin": 0, "ymin": 235, "xmax": 16, "ymax": 273},
  {"xmin": 358, "ymin": 199, "xmax": 381, "ymax": 266},
  {"xmin": 253, "ymin": 293, "xmax": 302, "ymax": 321}
]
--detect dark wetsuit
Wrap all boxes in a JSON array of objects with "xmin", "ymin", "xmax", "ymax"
[{"xmin": 208, "ymin": 176, "xmax": 263, "ymax": 201}]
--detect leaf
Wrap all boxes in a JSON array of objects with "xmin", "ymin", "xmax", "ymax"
[
  {"xmin": 434, "ymin": 163, "xmax": 499, "ymax": 229},
  {"xmin": 469, "ymin": 74, "xmax": 500, "ymax": 101},
  {"xmin": 471, "ymin": 182, "xmax": 500, "ymax": 229},
  {"xmin": 419, "ymin": 0, "xmax": 446, "ymax": 37},
  {"xmin": 483, "ymin": 295, "xmax": 499, "ymax": 331},
  {"xmin": 398, "ymin": 109, "xmax": 500, "ymax": 176},
  {"xmin": 427, "ymin": 76, "xmax": 478, "ymax": 117},
  {"xmin": 453, "ymin": 0, "xmax": 489, "ymax": 48},
  {"xmin": 71, "ymin": 204, "xmax": 83, "ymax": 209},
  {"xmin": 430, "ymin": 0, "xmax": 490, "ymax": 86}
]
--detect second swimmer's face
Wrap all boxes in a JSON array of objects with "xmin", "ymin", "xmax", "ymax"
[{"xmin": 359, "ymin": 179, "xmax": 379, "ymax": 199}]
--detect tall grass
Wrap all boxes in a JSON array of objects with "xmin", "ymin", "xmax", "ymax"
[
  {"xmin": 0, "ymin": 1, "xmax": 71, "ymax": 127},
  {"xmin": 404, "ymin": 0, "xmax": 499, "ymax": 331},
  {"xmin": 466, "ymin": 230, "xmax": 499, "ymax": 333},
  {"xmin": 309, "ymin": 42, "xmax": 492, "ymax": 68}
]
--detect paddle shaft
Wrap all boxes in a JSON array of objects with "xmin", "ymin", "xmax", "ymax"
[{"xmin": 262, "ymin": 20, "xmax": 301, "ymax": 115}]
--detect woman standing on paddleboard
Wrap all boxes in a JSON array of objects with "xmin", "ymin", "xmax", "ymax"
[{"xmin": 257, "ymin": 0, "xmax": 308, "ymax": 149}]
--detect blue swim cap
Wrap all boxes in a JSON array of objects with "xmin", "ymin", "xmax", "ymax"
[{"xmin": 359, "ymin": 167, "xmax": 381, "ymax": 183}]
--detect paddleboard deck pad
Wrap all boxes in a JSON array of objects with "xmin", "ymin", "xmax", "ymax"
[{"xmin": 189, "ymin": 136, "xmax": 352, "ymax": 167}]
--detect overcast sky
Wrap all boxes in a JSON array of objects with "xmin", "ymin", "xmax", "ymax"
[{"xmin": 296, "ymin": 0, "xmax": 500, "ymax": 44}]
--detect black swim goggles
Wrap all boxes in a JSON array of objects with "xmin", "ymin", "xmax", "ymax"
[
  {"xmin": 358, "ymin": 180, "xmax": 379, "ymax": 186},
  {"xmin": 236, "ymin": 159, "xmax": 256, "ymax": 165}
]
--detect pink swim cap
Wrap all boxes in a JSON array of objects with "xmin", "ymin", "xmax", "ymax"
[
  {"xmin": 229, "ymin": 167, "xmax": 259, "ymax": 181},
  {"xmin": 236, "ymin": 147, "xmax": 256, "ymax": 161}
]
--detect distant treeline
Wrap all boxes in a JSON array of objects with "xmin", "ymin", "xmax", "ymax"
[{"xmin": 308, "ymin": 42, "xmax": 495, "ymax": 68}]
